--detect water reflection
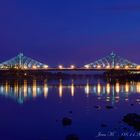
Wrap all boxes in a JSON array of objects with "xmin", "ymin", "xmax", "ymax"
[
  {"xmin": 59, "ymin": 79, "xmax": 63, "ymax": 98},
  {"xmin": 44, "ymin": 80, "xmax": 48, "ymax": 98},
  {"xmin": 33, "ymin": 79, "xmax": 37, "ymax": 98},
  {"xmin": 0, "ymin": 79, "xmax": 140, "ymax": 104},
  {"xmin": 106, "ymin": 83, "xmax": 110, "ymax": 94},
  {"xmin": 23, "ymin": 80, "xmax": 27, "ymax": 97},
  {"xmin": 85, "ymin": 81, "xmax": 89, "ymax": 96},
  {"xmin": 97, "ymin": 82, "xmax": 101, "ymax": 95},
  {"xmin": 71, "ymin": 80, "xmax": 74, "ymax": 97}
]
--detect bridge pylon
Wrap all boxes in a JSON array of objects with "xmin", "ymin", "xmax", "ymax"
[{"xmin": 84, "ymin": 52, "xmax": 138, "ymax": 69}]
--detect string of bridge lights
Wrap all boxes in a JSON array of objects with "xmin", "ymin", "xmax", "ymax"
[{"xmin": 0, "ymin": 52, "xmax": 140, "ymax": 70}]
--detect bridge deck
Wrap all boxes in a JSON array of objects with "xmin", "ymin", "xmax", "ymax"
[{"xmin": 0, "ymin": 68, "xmax": 140, "ymax": 72}]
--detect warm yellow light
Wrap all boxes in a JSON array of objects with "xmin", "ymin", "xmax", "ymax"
[
  {"xmin": 97, "ymin": 65, "xmax": 101, "ymax": 69},
  {"xmin": 125, "ymin": 65, "xmax": 129, "ymax": 69},
  {"xmin": 115, "ymin": 82, "xmax": 120, "ymax": 93},
  {"xmin": 125, "ymin": 82, "xmax": 129, "ymax": 93},
  {"xmin": 106, "ymin": 65, "xmax": 110, "ymax": 69},
  {"xmin": 106, "ymin": 83, "xmax": 110, "ymax": 94},
  {"xmin": 24, "ymin": 66, "xmax": 28, "ymax": 69},
  {"xmin": 32, "ymin": 65, "xmax": 37, "ymax": 69},
  {"xmin": 136, "ymin": 82, "xmax": 140, "ymax": 93},
  {"xmin": 23, "ymin": 80, "xmax": 27, "ymax": 97},
  {"xmin": 44, "ymin": 82, "xmax": 48, "ymax": 98},
  {"xmin": 43, "ymin": 65, "xmax": 49, "ymax": 69},
  {"xmin": 97, "ymin": 83, "xmax": 101, "ymax": 95},
  {"xmin": 136, "ymin": 66, "xmax": 140, "ymax": 69},
  {"xmin": 58, "ymin": 65, "xmax": 63, "ymax": 69},
  {"xmin": 115, "ymin": 65, "xmax": 120, "ymax": 69},
  {"xmin": 71, "ymin": 80, "xmax": 74, "ymax": 97},
  {"xmin": 5, "ymin": 81, "xmax": 9, "ymax": 94},
  {"xmin": 14, "ymin": 81, "xmax": 18, "ymax": 95},
  {"xmin": 59, "ymin": 80, "xmax": 63, "ymax": 98},
  {"xmin": 33, "ymin": 80, "xmax": 37, "ymax": 98},
  {"xmin": 85, "ymin": 82, "xmax": 90, "ymax": 95}
]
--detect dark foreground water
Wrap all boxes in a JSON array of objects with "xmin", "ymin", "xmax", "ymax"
[{"xmin": 0, "ymin": 78, "xmax": 140, "ymax": 140}]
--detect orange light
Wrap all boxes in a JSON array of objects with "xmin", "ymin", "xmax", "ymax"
[
  {"xmin": 137, "ymin": 66, "xmax": 140, "ymax": 69},
  {"xmin": 106, "ymin": 65, "xmax": 110, "ymax": 69},
  {"xmin": 115, "ymin": 65, "xmax": 120, "ymax": 69},
  {"xmin": 125, "ymin": 82, "xmax": 129, "ymax": 93},
  {"xmin": 59, "ymin": 80, "xmax": 63, "ymax": 98},
  {"xmin": 32, "ymin": 65, "xmax": 37, "ymax": 69},
  {"xmin": 97, "ymin": 65, "xmax": 101, "ymax": 69},
  {"xmin": 44, "ymin": 82, "xmax": 48, "ymax": 98},
  {"xmin": 106, "ymin": 83, "xmax": 110, "ymax": 94},
  {"xmin": 24, "ymin": 66, "xmax": 27, "ymax": 69},
  {"xmin": 97, "ymin": 83, "xmax": 101, "ymax": 95},
  {"xmin": 115, "ymin": 82, "xmax": 120, "ymax": 93},
  {"xmin": 33, "ymin": 80, "xmax": 37, "ymax": 98},
  {"xmin": 71, "ymin": 81, "xmax": 74, "ymax": 97},
  {"xmin": 125, "ymin": 65, "xmax": 129, "ymax": 69},
  {"xmin": 23, "ymin": 80, "xmax": 27, "ymax": 97}
]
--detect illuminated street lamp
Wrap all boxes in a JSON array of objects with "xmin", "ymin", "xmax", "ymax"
[
  {"xmin": 115, "ymin": 65, "xmax": 120, "ymax": 69},
  {"xmin": 24, "ymin": 66, "xmax": 28, "ymax": 69},
  {"xmin": 43, "ymin": 65, "xmax": 49, "ymax": 69},
  {"xmin": 32, "ymin": 65, "xmax": 37, "ymax": 69},
  {"xmin": 97, "ymin": 65, "xmax": 101, "ymax": 69},
  {"xmin": 106, "ymin": 65, "xmax": 110, "ymax": 69},
  {"xmin": 84, "ymin": 65, "xmax": 90, "ymax": 69},
  {"xmin": 58, "ymin": 65, "xmax": 63, "ymax": 69},
  {"xmin": 137, "ymin": 66, "xmax": 140, "ymax": 69},
  {"xmin": 14, "ymin": 66, "xmax": 17, "ymax": 69},
  {"xmin": 125, "ymin": 65, "xmax": 129, "ymax": 69},
  {"xmin": 70, "ymin": 65, "xmax": 75, "ymax": 69}
]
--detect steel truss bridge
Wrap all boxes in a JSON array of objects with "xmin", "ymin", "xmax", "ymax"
[{"xmin": 0, "ymin": 52, "xmax": 140, "ymax": 71}]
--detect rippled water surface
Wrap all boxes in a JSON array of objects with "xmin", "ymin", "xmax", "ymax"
[{"xmin": 0, "ymin": 79, "xmax": 140, "ymax": 140}]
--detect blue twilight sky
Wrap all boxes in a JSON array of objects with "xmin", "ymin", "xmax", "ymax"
[{"xmin": 0, "ymin": 0, "xmax": 140, "ymax": 66}]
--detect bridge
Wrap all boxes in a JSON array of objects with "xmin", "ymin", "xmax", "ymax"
[{"xmin": 0, "ymin": 52, "xmax": 140, "ymax": 71}]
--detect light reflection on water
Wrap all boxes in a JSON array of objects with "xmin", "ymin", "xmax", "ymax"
[
  {"xmin": 0, "ymin": 79, "xmax": 140, "ymax": 104},
  {"xmin": 0, "ymin": 79, "xmax": 140, "ymax": 140}
]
